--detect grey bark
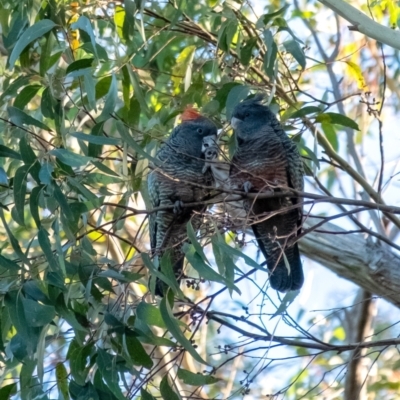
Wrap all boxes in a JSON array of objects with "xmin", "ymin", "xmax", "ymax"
[{"xmin": 300, "ymin": 218, "xmax": 400, "ymax": 307}]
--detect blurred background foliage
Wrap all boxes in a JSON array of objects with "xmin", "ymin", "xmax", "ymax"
[{"xmin": 1, "ymin": 0, "xmax": 400, "ymax": 399}]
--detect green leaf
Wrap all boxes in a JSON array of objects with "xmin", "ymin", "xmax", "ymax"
[
  {"xmin": 81, "ymin": 235, "xmax": 97, "ymax": 256},
  {"xmin": 177, "ymin": 368, "xmax": 219, "ymax": 386},
  {"xmin": 0, "ymin": 75, "xmax": 33, "ymax": 106},
  {"xmin": 263, "ymin": 30, "xmax": 278, "ymax": 79},
  {"xmin": 121, "ymin": 271, "xmax": 144, "ymax": 282},
  {"xmin": 5, "ymin": 291, "xmax": 31, "ymax": 350},
  {"xmin": 20, "ymin": 136, "xmax": 37, "ymax": 165},
  {"xmin": 55, "ymin": 294, "xmax": 88, "ymax": 333},
  {"xmin": 111, "ymin": 190, "xmax": 128, "ymax": 232},
  {"xmin": 14, "ymin": 85, "xmax": 41, "ymax": 110},
  {"xmin": 95, "ymin": 76, "xmax": 112, "ymax": 99},
  {"xmin": 141, "ymin": 388, "xmax": 156, "ymax": 400},
  {"xmin": 54, "ymin": 100, "xmax": 65, "ymax": 136},
  {"xmin": 52, "ymin": 183, "xmax": 73, "ymax": 220},
  {"xmin": 322, "ymin": 121, "xmax": 338, "ymax": 151},
  {"xmin": 49, "ymin": 148, "xmax": 93, "ymax": 167},
  {"xmin": 66, "ymin": 58, "xmax": 94, "ymax": 74},
  {"xmin": 20, "ymin": 358, "xmax": 37, "ymax": 399},
  {"xmin": 30, "ymin": 186, "xmax": 42, "ymax": 228},
  {"xmin": 186, "ymin": 221, "xmax": 208, "ymax": 264},
  {"xmin": 0, "ymin": 209, "xmax": 30, "ymax": 265},
  {"xmin": 13, "ymin": 165, "xmax": 28, "ymax": 226},
  {"xmin": 213, "ymin": 236, "xmax": 263, "ymax": 270},
  {"xmin": 300, "ymin": 143, "xmax": 320, "ymax": 169},
  {"xmin": 39, "ymin": 162, "xmax": 54, "ymax": 185},
  {"xmin": 91, "ymin": 160, "xmax": 120, "ymax": 177},
  {"xmin": 0, "ymin": 144, "xmax": 22, "ymax": 159},
  {"xmin": 67, "ymin": 177, "xmax": 102, "ymax": 207},
  {"xmin": 215, "ymin": 82, "xmax": 241, "ymax": 111},
  {"xmin": 71, "ymin": 16, "xmax": 98, "ymax": 59},
  {"xmin": 0, "ymin": 383, "xmax": 17, "ymax": 399},
  {"xmin": 274, "ymin": 17, "xmax": 303, "ymax": 43},
  {"xmin": 87, "ymin": 122, "xmax": 105, "ymax": 158},
  {"xmin": 85, "ymin": 173, "xmax": 123, "ymax": 185},
  {"xmin": 257, "ymin": 4, "xmax": 290, "ymax": 27},
  {"xmin": 56, "ymin": 362, "xmax": 69, "ymax": 400},
  {"xmin": 9, "ymin": 19, "xmax": 57, "ymax": 69},
  {"xmin": 0, "ymin": 254, "xmax": 20, "ymax": 271},
  {"xmin": 96, "ymin": 349, "xmax": 126, "ymax": 400},
  {"xmin": 283, "ymin": 39, "xmax": 306, "ymax": 69},
  {"xmin": 184, "ymin": 244, "xmax": 228, "ymax": 285},
  {"xmin": 84, "ymin": 71, "xmax": 96, "ymax": 111},
  {"xmin": 239, "ymin": 37, "xmax": 258, "ymax": 66},
  {"xmin": 20, "ymin": 136, "xmax": 41, "ymax": 184},
  {"xmin": 142, "ymin": 253, "xmax": 183, "ymax": 296},
  {"xmin": 41, "ymin": 87, "xmax": 55, "ymax": 119},
  {"xmin": 81, "ymin": 42, "xmax": 109, "ymax": 61},
  {"xmin": 134, "ymin": 319, "xmax": 176, "ymax": 348},
  {"xmin": 40, "ymin": 31, "xmax": 57, "ymax": 76},
  {"xmin": 38, "ymin": 227, "xmax": 56, "ymax": 266},
  {"xmin": 98, "ymin": 74, "xmax": 117, "ymax": 122},
  {"xmin": 67, "ymin": 339, "xmax": 93, "ymax": 385},
  {"xmin": 160, "ymin": 375, "xmax": 181, "ymax": 400},
  {"xmin": 226, "ymin": 85, "xmax": 250, "ymax": 120},
  {"xmin": 160, "ymin": 291, "xmax": 208, "ymax": 365},
  {"xmin": 98, "ymin": 269, "xmax": 126, "ymax": 281},
  {"xmin": 136, "ymin": 301, "xmax": 166, "ymax": 328},
  {"xmin": 8, "ymin": 106, "xmax": 51, "ymax": 131},
  {"xmin": 288, "ymin": 106, "xmax": 322, "ymax": 119},
  {"xmin": 217, "ymin": 21, "xmax": 228, "ymax": 52},
  {"xmin": 22, "ymin": 298, "xmax": 55, "ymax": 327},
  {"xmin": 116, "ymin": 121, "xmax": 161, "ymax": 166},
  {"xmin": 316, "ymin": 112, "xmax": 360, "ymax": 130},
  {"xmin": 128, "ymin": 68, "xmax": 150, "ymax": 117},
  {"xmin": 125, "ymin": 335, "xmax": 153, "ymax": 369},
  {"xmin": 70, "ymin": 131, "xmax": 120, "ymax": 145}
]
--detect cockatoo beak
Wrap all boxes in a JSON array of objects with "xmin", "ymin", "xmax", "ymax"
[{"xmin": 231, "ymin": 117, "xmax": 241, "ymax": 129}]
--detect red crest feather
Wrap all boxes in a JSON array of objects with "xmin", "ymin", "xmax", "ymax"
[{"xmin": 181, "ymin": 106, "xmax": 201, "ymax": 121}]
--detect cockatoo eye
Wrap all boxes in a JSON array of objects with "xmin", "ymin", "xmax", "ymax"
[
  {"xmin": 245, "ymin": 112, "xmax": 250, "ymax": 117},
  {"xmin": 197, "ymin": 128, "xmax": 203, "ymax": 134}
]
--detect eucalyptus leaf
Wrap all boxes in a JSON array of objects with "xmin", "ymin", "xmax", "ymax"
[
  {"xmin": 177, "ymin": 368, "xmax": 219, "ymax": 386},
  {"xmin": 9, "ymin": 19, "xmax": 57, "ymax": 69},
  {"xmin": 160, "ymin": 375, "xmax": 181, "ymax": 400},
  {"xmin": 160, "ymin": 291, "xmax": 208, "ymax": 365},
  {"xmin": 49, "ymin": 149, "xmax": 93, "ymax": 167},
  {"xmin": 71, "ymin": 16, "xmax": 98, "ymax": 59}
]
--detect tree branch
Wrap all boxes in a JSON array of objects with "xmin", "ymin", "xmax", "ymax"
[
  {"xmin": 317, "ymin": 0, "xmax": 400, "ymax": 50},
  {"xmin": 300, "ymin": 218, "xmax": 400, "ymax": 307}
]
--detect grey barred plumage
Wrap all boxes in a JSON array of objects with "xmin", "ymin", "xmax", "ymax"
[
  {"xmin": 147, "ymin": 111, "xmax": 217, "ymax": 296},
  {"xmin": 230, "ymin": 95, "xmax": 304, "ymax": 292}
]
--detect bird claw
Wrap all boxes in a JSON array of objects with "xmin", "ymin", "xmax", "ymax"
[
  {"xmin": 243, "ymin": 181, "xmax": 253, "ymax": 193},
  {"xmin": 173, "ymin": 200, "xmax": 184, "ymax": 214},
  {"xmin": 204, "ymin": 148, "xmax": 218, "ymax": 161}
]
